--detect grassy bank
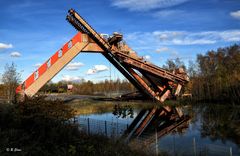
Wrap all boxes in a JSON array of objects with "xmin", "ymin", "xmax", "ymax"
[
  {"xmin": 0, "ymin": 97, "xmax": 155, "ymax": 156},
  {"xmin": 66, "ymin": 96, "xmax": 191, "ymax": 115},
  {"xmin": 66, "ymin": 98, "xmax": 163, "ymax": 115}
]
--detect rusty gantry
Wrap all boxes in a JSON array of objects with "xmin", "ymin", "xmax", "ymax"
[
  {"xmin": 16, "ymin": 9, "xmax": 189, "ymax": 103},
  {"xmin": 124, "ymin": 106, "xmax": 191, "ymax": 142}
]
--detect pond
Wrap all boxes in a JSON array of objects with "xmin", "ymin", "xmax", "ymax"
[{"xmin": 75, "ymin": 104, "xmax": 240, "ymax": 156}]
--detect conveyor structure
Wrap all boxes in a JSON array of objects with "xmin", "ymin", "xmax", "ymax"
[{"xmin": 16, "ymin": 9, "xmax": 189, "ymax": 103}]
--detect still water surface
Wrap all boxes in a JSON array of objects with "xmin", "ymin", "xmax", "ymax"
[{"xmin": 77, "ymin": 104, "xmax": 240, "ymax": 156}]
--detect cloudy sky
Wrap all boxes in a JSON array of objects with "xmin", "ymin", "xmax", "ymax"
[{"xmin": 0, "ymin": 0, "xmax": 239, "ymax": 83}]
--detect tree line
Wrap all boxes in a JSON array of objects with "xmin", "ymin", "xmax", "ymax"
[
  {"xmin": 0, "ymin": 44, "xmax": 239, "ymax": 104},
  {"xmin": 40, "ymin": 79, "xmax": 136, "ymax": 96},
  {"xmin": 156, "ymin": 44, "xmax": 240, "ymax": 103},
  {"xmin": 0, "ymin": 63, "xmax": 21, "ymax": 104},
  {"xmin": 0, "ymin": 96, "xmax": 148, "ymax": 156},
  {"xmin": 188, "ymin": 44, "xmax": 240, "ymax": 103}
]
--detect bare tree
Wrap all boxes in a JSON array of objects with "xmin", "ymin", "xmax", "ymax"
[{"xmin": 1, "ymin": 63, "xmax": 21, "ymax": 104}]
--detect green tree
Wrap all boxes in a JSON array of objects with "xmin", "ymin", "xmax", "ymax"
[
  {"xmin": 163, "ymin": 59, "xmax": 176, "ymax": 71},
  {"xmin": 1, "ymin": 63, "xmax": 21, "ymax": 104},
  {"xmin": 191, "ymin": 44, "xmax": 240, "ymax": 103},
  {"xmin": 163, "ymin": 58, "xmax": 186, "ymax": 72}
]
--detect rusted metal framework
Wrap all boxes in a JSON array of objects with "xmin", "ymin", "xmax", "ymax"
[
  {"xmin": 16, "ymin": 9, "xmax": 189, "ymax": 103},
  {"xmin": 124, "ymin": 107, "xmax": 191, "ymax": 142}
]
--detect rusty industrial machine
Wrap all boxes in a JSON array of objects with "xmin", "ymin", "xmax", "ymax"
[
  {"xmin": 16, "ymin": 9, "xmax": 189, "ymax": 104},
  {"xmin": 124, "ymin": 106, "xmax": 191, "ymax": 143},
  {"xmin": 112, "ymin": 105, "xmax": 190, "ymax": 142}
]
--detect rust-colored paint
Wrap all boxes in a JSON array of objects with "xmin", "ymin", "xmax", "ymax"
[
  {"xmin": 62, "ymin": 42, "xmax": 69, "ymax": 55},
  {"xmin": 16, "ymin": 85, "xmax": 22, "ymax": 94},
  {"xmin": 127, "ymin": 67, "xmax": 161, "ymax": 101},
  {"xmin": 82, "ymin": 43, "xmax": 104, "ymax": 52},
  {"xmin": 72, "ymin": 32, "xmax": 82, "ymax": 44},
  {"xmin": 51, "ymin": 51, "xmax": 59, "ymax": 65},
  {"xmin": 63, "ymin": 32, "xmax": 81, "ymax": 55},
  {"xmin": 135, "ymin": 107, "xmax": 157, "ymax": 136},
  {"xmin": 25, "ymin": 74, "xmax": 34, "ymax": 89},
  {"xmin": 17, "ymin": 9, "xmax": 189, "ymax": 103},
  {"xmin": 160, "ymin": 90, "xmax": 171, "ymax": 103},
  {"xmin": 24, "ymin": 42, "xmax": 89, "ymax": 96},
  {"xmin": 17, "ymin": 32, "xmax": 83, "ymax": 93},
  {"xmin": 38, "ymin": 63, "xmax": 47, "ymax": 76},
  {"xmin": 116, "ymin": 52, "xmax": 188, "ymax": 84},
  {"xmin": 143, "ymin": 117, "xmax": 190, "ymax": 145}
]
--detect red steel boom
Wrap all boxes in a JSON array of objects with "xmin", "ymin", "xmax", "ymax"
[{"xmin": 16, "ymin": 9, "xmax": 189, "ymax": 103}]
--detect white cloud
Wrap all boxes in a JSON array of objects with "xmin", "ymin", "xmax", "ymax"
[
  {"xmin": 111, "ymin": 0, "xmax": 189, "ymax": 11},
  {"xmin": 0, "ymin": 43, "xmax": 13, "ymax": 49},
  {"xmin": 62, "ymin": 75, "xmax": 82, "ymax": 82},
  {"xmin": 156, "ymin": 47, "xmax": 169, "ymax": 53},
  {"xmin": 230, "ymin": 10, "xmax": 240, "ymax": 20},
  {"xmin": 153, "ymin": 10, "xmax": 185, "ymax": 18},
  {"xmin": 152, "ymin": 31, "xmax": 217, "ymax": 45},
  {"xmin": 66, "ymin": 62, "xmax": 84, "ymax": 71},
  {"xmin": 172, "ymin": 38, "xmax": 216, "ymax": 45},
  {"xmin": 94, "ymin": 65, "xmax": 109, "ymax": 71},
  {"xmin": 86, "ymin": 65, "xmax": 109, "ymax": 75},
  {"xmin": 143, "ymin": 55, "xmax": 151, "ymax": 60},
  {"xmin": 33, "ymin": 63, "xmax": 42, "ymax": 68},
  {"xmin": 33, "ymin": 62, "xmax": 84, "ymax": 70},
  {"xmin": 126, "ymin": 30, "xmax": 240, "ymax": 46},
  {"xmin": 219, "ymin": 30, "xmax": 240, "ymax": 42},
  {"xmin": 156, "ymin": 47, "xmax": 178, "ymax": 58},
  {"xmin": 86, "ymin": 69, "xmax": 96, "ymax": 75},
  {"xmin": 10, "ymin": 51, "xmax": 21, "ymax": 57}
]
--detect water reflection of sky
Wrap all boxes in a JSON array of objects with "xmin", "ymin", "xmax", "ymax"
[
  {"xmin": 77, "ymin": 106, "xmax": 240, "ymax": 156},
  {"xmin": 157, "ymin": 106, "xmax": 240, "ymax": 155},
  {"xmin": 79, "ymin": 110, "xmax": 140, "ymax": 124},
  {"xmin": 158, "ymin": 117, "xmax": 239, "ymax": 155}
]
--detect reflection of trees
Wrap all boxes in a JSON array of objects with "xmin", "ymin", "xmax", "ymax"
[
  {"xmin": 199, "ymin": 104, "xmax": 240, "ymax": 145},
  {"xmin": 112, "ymin": 104, "xmax": 134, "ymax": 118},
  {"xmin": 124, "ymin": 105, "xmax": 192, "ymax": 143}
]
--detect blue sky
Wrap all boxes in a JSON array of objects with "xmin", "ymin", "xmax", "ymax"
[{"xmin": 0, "ymin": 0, "xmax": 239, "ymax": 83}]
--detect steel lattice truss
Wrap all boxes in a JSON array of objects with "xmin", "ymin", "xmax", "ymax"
[{"xmin": 16, "ymin": 9, "xmax": 189, "ymax": 103}]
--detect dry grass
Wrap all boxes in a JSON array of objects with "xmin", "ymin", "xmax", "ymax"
[{"xmin": 66, "ymin": 99, "xmax": 158, "ymax": 115}]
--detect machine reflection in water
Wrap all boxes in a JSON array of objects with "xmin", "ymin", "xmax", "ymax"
[
  {"xmin": 77, "ymin": 104, "xmax": 240, "ymax": 155},
  {"xmin": 116, "ymin": 105, "xmax": 191, "ymax": 143}
]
